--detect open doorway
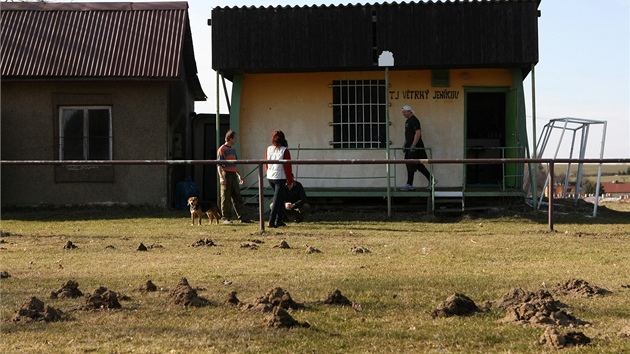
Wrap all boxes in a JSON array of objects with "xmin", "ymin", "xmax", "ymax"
[
  {"xmin": 465, "ymin": 91, "xmax": 506, "ymax": 187},
  {"xmin": 193, "ymin": 114, "xmax": 230, "ymax": 202}
]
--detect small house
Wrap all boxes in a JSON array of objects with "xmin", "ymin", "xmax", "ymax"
[
  {"xmin": 1, "ymin": 1, "xmax": 206, "ymax": 207},
  {"xmin": 210, "ymin": 0, "xmax": 541, "ymax": 205}
]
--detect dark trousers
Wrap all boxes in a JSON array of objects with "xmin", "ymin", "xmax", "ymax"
[
  {"xmin": 268, "ymin": 179, "xmax": 286, "ymax": 225},
  {"xmin": 405, "ymin": 145, "xmax": 432, "ymax": 185}
]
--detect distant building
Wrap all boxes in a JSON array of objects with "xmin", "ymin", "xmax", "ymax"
[{"xmin": 601, "ymin": 181, "xmax": 630, "ymax": 199}]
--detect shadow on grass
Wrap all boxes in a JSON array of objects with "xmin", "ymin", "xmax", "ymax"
[
  {"xmin": 1, "ymin": 204, "xmax": 184, "ymax": 222},
  {"xmin": 1, "ymin": 199, "xmax": 627, "ymax": 225}
]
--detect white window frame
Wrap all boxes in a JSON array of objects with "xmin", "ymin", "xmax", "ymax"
[{"xmin": 59, "ymin": 106, "xmax": 113, "ymax": 160}]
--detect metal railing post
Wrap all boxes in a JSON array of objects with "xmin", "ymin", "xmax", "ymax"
[
  {"xmin": 548, "ymin": 162, "xmax": 554, "ymax": 231},
  {"xmin": 258, "ymin": 163, "xmax": 265, "ymax": 231}
]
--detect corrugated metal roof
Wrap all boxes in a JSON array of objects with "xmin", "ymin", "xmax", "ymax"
[
  {"xmin": 1, "ymin": 1, "xmax": 204, "ymax": 98},
  {"xmin": 212, "ymin": 0, "xmax": 541, "ymax": 80}
]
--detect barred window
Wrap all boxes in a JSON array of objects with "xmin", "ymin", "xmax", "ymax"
[
  {"xmin": 59, "ymin": 106, "xmax": 112, "ymax": 160},
  {"xmin": 329, "ymin": 80, "xmax": 387, "ymax": 149}
]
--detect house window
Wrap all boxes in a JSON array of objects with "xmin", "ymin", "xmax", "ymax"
[
  {"xmin": 329, "ymin": 80, "xmax": 387, "ymax": 149},
  {"xmin": 432, "ymin": 70, "xmax": 450, "ymax": 87},
  {"xmin": 59, "ymin": 106, "xmax": 112, "ymax": 160}
]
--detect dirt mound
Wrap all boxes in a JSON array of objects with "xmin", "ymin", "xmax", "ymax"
[
  {"xmin": 240, "ymin": 242, "xmax": 259, "ymax": 250},
  {"xmin": 63, "ymin": 241, "xmax": 77, "ymax": 249},
  {"xmin": 619, "ymin": 326, "xmax": 630, "ymax": 338},
  {"xmin": 491, "ymin": 288, "xmax": 588, "ymax": 327},
  {"xmin": 139, "ymin": 280, "xmax": 158, "ymax": 293},
  {"xmin": 484, "ymin": 287, "xmax": 559, "ymax": 311},
  {"xmin": 306, "ymin": 246, "xmax": 321, "ymax": 254},
  {"xmin": 321, "ymin": 289, "xmax": 352, "ymax": 306},
  {"xmin": 267, "ymin": 307, "xmax": 310, "ymax": 329},
  {"xmin": 538, "ymin": 327, "xmax": 591, "ymax": 349},
  {"xmin": 240, "ymin": 287, "xmax": 305, "ymax": 313},
  {"xmin": 169, "ymin": 277, "xmax": 210, "ymax": 307},
  {"xmin": 225, "ymin": 291, "xmax": 241, "ymax": 306},
  {"xmin": 553, "ymin": 278, "xmax": 611, "ymax": 297},
  {"xmin": 248, "ymin": 239, "xmax": 264, "ymax": 244},
  {"xmin": 50, "ymin": 280, "xmax": 83, "ymax": 299},
  {"xmin": 12, "ymin": 296, "xmax": 63, "ymax": 322},
  {"xmin": 350, "ymin": 246, "xmax": 371, "ymax": 254},
  {"xmin": 190, "ymin": 238, "xmax": 216, "ymax": 247},
  {"xmin": 81, "ymin": 286, "xmax": 122, "ymax": 310},
  {"xmin": 431, "ymin": 293, "xmax": 479, "ymax": 318},
  {"xmin": 273, "ymin": 240, "xmax": 291, "ymax": 249}
]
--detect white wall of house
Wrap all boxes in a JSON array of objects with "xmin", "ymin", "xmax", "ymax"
[{"xmin": 235, "ymin": 68, "xmax": 514, "ymax": 189}]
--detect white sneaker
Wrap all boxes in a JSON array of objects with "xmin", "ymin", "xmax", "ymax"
[
  {"xmin": 399, "ymin": 184, "xmax": 415, "ymax": 191},
  {"xmin": 222, "ymin": 219, "xmax": 232, "ymax": 224}
]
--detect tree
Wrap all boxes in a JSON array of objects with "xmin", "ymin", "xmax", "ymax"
[{"xmin": 582, "ymin": 180, "xmax": 604, "ymax": 195}]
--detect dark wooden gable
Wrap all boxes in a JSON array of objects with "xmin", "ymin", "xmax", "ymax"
[{"xmin": 212, "ymin": 0, "xmax": 540, "ymax": 79}]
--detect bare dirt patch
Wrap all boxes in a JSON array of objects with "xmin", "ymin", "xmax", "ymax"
[
  {"xmin": 50, "ymin": 280, "xmax": 83, "ymax": 299},
  {"xmin": 80, "ymin": 286, "xmax": 122, "ymax": 310},
  {"xmin": 139, "ymin": 280, "xmax": 158, "ymax": 293},
  {"xmin": 267, "ymin": 307, "xmax": 310, "ymax": 329},
  {"xmin": 485, "ymin": 288, "xmax": 588, "ymax": 327},
  {"xmin": 63, "ymin": 241, "xmax": 77, "ymax": 249},
  {"xmin": 169, "ymin": 277, "xmax": 210, "ymax": 307},
  {"xmin": 538, "ymin": 327, "xmax": 591, "ymax": 349},
  {"xmin": 306, "ymin": 246, "xmax": 321, "ymax": 254},
  {"xmin": 190, "ymin": 238, "xmax": 216, "ymax": 247},
  {"xmin": 350, "ymin": 246, "xmax": 371, "ymax": 254},
  {"xmin": 273, "ymin": 240, "xmax": 291, "ymax": 249},
  {"xmin": 239, "ymin": 287, "xmax": 305, "ymax": 313},
  {"xmin": 431, "ymin": 293, "xmax": 480, "ymax": 318},
  {"xmin": 225, "ymin": 287, "xmax": 309, "ymax": 329},
  {"xmin": 240, "ymin": 242, "xmax": 259, "ymax": 250},
  {"xmin": 12, "ymin": 296, "xmax": 63, "ymax": 322},
  {"xmin": 552, "ymin": 278, "xmax": 612, "ymax": 297},
  {"xmin": 320, "ymin": 289, "xmax": 352, "ymax": 306}
]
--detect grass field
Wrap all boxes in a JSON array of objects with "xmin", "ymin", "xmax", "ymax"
[
  {"xmin": 1, "ymin": 203, "xmax": 629, "ymax": 353},
  {"xmin": 552, "ymin": 163, "xmax": 630, "ymax": 183}
]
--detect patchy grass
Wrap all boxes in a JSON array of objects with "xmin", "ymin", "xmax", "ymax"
[{"xmin": 1, "ymin": 203, "xmax": 629, "ymax": 353}]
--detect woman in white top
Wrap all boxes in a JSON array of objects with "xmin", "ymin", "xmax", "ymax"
[{"xmin": 265, "ymin": 130, "xmax": 294, "ymax": 228}]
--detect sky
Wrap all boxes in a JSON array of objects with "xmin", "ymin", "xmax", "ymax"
[{"xmin": 53, "ymin": 0, "xmax": 630, "ymax": 158}]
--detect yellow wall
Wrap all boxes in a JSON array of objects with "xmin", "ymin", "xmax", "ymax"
[{"xmin": 236, "ymin": 68, "xmax": 514, "ymax": 188}]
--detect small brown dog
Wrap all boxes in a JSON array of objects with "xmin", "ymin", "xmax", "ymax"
[{"xmin": 187, "ymin": 197, "xmax": 221, "ymax": 225}]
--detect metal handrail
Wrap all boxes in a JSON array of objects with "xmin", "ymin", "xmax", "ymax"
[{"xmin": 3, "ymin": 158, "xmax": 628, "ymax": 231}]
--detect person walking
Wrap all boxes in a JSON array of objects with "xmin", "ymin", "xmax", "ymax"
[
  {"xmin": 265, "ymin": 130, "xmax": 294, "ymax": 228},
  {"xmin": 399, "ymin": 105, "xmax": 436, "ymax": 191},
  {"xmin": 216, "ymin": 130, "xmax": 251, "ymax": 223}
]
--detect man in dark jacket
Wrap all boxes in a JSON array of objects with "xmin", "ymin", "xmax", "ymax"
[{"xmin": 270, "ymin": 180, "xmax": 311, "ymax": 222}]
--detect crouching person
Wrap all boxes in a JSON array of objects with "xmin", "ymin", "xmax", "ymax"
[{"xmin": 270, "ymin": 180, "xmax": 310, "ymax": 223}]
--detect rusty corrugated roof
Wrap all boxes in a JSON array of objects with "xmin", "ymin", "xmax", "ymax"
[{"xmin": 1, "ymin": 1, "xmax": 204, "ymax": 99}]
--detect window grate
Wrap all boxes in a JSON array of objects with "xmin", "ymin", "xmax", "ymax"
[
  {"xmin": 432, "ymin": 70, "xmax": 450, "ymax": 87},
  {"xmin": 329, "ymin": 80, "xmax": 387, "ymax": 149}
]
